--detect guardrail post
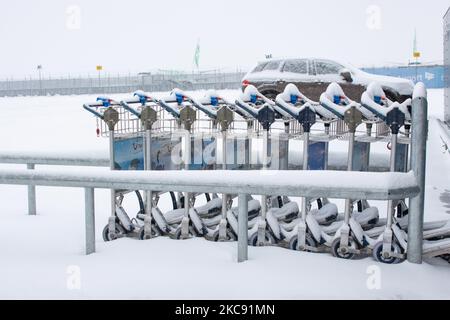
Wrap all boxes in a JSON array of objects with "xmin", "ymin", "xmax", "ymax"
[
  {"xmin": 26, "ymin": 163, "xmax": 36, "ymax": 215},
  {"xmin": 238, "ymin": 193, "xmax": 248, "ymax": 262},
  {"xmin": 85, "ymin": 187, "xmax": 96, "ymax": 255},
  {"xmin": 407, "ymin": 85, "xmax": 428, "ymax": 264}
]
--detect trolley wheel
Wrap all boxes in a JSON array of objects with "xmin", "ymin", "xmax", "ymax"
[
  {"xmin": 248, "ymin": 230, "xmax": 275, "ymax": 247},
  {"xmin": 331, "ymin": 238, "xmax": 356, "ymax": 260},
  {"xmin": 288, "ymin": 234, "xmax": 316, "ymax": 251},
  {"xmin": 138, "ymin": 225, "xmax": 159, "ymax": 240},
  {"xmin": 372, "ymin": 241, "xmax": 403, "ymax": 264},
  {"xmin": 174, "ymin": 227, "xmax": 192, "ymax": 240},
  {"xmin": 102, "ymin": 223, "xmax": 126, "ymax": 242},
  {"xmin": 211, "ymin": 228, "xmax": 237, "ymax": 242},
  {"xmin": 441, "ymin": 254, "xmax": 450, "ymax": 264}
]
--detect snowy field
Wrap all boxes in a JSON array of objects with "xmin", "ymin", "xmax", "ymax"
[{"xmin": 0, "ymin": 89, "xmax": 449, "ymax": 299}]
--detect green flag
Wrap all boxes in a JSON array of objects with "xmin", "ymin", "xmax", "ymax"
[{"xmin": 194, "ymin": 41, "xmax": 200, "ymax": 69}]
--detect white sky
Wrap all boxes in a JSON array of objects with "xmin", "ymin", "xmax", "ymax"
[{"xmin": 0, "ymin": 0, "xmax": 448, "ymax": 78}]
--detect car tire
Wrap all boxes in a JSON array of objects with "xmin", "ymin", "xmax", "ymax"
[
  {"xmin": 260, "ymin": 91, "xmax": 279, "ymax": 100},
  {"xmin": 384, "ymin": 89, "xmax": 401, "ymax": 102}
]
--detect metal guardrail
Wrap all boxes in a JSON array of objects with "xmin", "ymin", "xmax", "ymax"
[
  {"xmin": 0, "ymin": 149, "xmax": 396, "ymax": 217},
  {"xmin": 0, "ymin": 167, "xmax": 419, "ymax": 262},
  {"xmin": 0, "ymin": 152, "xmax": 109, "ymax": 216},
  {"xmin": 0, "ymin": 150, "xmax": 396, "ymax": 217},
  {"xmin": 0, "ymin": 168, "xmax": 419, "ymax": 200},
  {"xmin": 0, "ymin": 153, "xmax": 109, "ymax": 166}
]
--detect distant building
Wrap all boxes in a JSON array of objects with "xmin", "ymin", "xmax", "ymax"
[
  {"xmin": 362, "ymin": 64, "xmax": 444, "ymax": 89},
  {"xmin": 445, "ymin": 7, "xmax": 450, "ymax": 124}
]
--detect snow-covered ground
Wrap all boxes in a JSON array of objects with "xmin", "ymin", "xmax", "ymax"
[{"xmin": 0, "ymin": 89, "xmax": 449, "ymax": 299}]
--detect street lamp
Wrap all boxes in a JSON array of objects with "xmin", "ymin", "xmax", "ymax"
[
  {"xmin": 96, "ymin": 65, "xmax": 103, "ymax": 91},
  {"xmin": 37, "ymin": 65, "xmax": 43, "ymax": 95}
]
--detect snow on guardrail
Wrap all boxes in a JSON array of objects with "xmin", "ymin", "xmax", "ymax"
[
  {"xmin": 0, "ymin": 150, "xmax": 109, "ymax": 166},
  {"xmin": 0, "ymin": 167, "xmax": 419, "ymax": 200}
]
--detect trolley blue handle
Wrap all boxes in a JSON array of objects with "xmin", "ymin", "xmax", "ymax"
[
  {"xmin": 96, "ymin": 97, "xmax": 113, "ymax": 107},
  {"xmin": 119, "ymin": 91, "xmax": 160, "ymax": 118},
  {"xmin": 134, "ymin": 91, "xmax": 159, "ymax": 104}
]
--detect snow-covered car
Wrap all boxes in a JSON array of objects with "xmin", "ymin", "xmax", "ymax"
[{"xmin": 242, "ymin": 58, "xmax": 414, "ymax": 102}]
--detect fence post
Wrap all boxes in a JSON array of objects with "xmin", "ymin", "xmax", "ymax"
[
  {"xmin": 85, "ymin": 187, "xmax": 96, "ymax": 255},
  {"xmin": 407, "ymin": 83, "xmax": 428, "ymax": 264},
  {"xmin": 238, "ymin": 193, "xmax": 248, "ymax": 262},
  {"xmin": 27, "ymin": 163, "xmax": 36, "ymax": 215}
]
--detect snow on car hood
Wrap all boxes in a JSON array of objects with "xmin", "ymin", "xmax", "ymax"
[
  {"xmin": 350, "ymin": 68, "xmax": 414, "ymax": 96},
  {"xmin": 244, "ymin": 70, "xmax": 288, "ymax": 82}
]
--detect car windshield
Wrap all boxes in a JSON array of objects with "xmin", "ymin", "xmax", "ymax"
[
  {"xmin": 263, "ymin": 60, "xmax": 281, "ymax": 71},
  {"xmin": 251, "ymin": 62, "xmax": 268, "ymax": 73},
  {"xmin": 264, "ymin": 61, "xmax": 280, "ymax": 70},
  {"xmin": 282, "ymin": 59, "xmax": 308, "ymax": 74},
  {"xmin": 251, "ymin": 60, "xmax": 281, "ymax": 73},
  {"xmin": 315, "ymin": 60, "xmax": 344, "ymax": 75}
]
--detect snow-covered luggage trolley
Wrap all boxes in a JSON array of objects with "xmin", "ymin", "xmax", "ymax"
[
  {"xmin": 84, "ymin": 96, "xmax": 155, "ymax": 241},
  {"xmin": 75, "ymin": 82, "xmax": 447, "ymax": 264},
  {"xmin": 84, "ymin": 91, "xmax": 201, "ymax": 241},
  {"xmin": 84, "ymin": 89, "xmax": 247, "ymax": 242}
]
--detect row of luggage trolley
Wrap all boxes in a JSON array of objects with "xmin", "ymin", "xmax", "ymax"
[{"xmin": 83, "ymin": 82, "xmax": 450, "ymax": 264}]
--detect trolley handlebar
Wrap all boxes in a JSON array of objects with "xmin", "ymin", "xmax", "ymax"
[
  {"xmin": 83, "ymin": 96, "xmax": 121, "ymax": 119},
  {"xmin": 96, "ymin": 97, "xmax": 120, "ymax": 107},
  {"xmin": 187, "ymin": 98, "xmax": 217, "ymax": 120},
  {"xmin": 83, "ymin": 104, "xmax": 104, "ymax": 119},
  {"xmin": 133, "ymin": 90, "xmax": 159, "ymax": 104},
  {"xmin": 234, "ymin": 100, "xmax": 264, "ymax": 119},
  {"xmin": 158, "ymin": 99, "xmax": 181, "ymax": 119},
  {"xmin": 320, "ymin": 98, "xmax": 358, "ymax": 121},
  {"xmin": 274, "ymin": 100, "xmax": 314, "ymax": 120},
  {"xmin": 120, "ymin": 100, "xmax": 141, "ymax": 118}
]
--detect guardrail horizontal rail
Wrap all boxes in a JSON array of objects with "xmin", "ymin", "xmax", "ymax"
[
  {"xmin": 0, "ymin": 152, "xmax": 109, "ymax": 166},
  {"xmin": 0, "ymin": 168, "xmax": 419, "ymax": 200}
]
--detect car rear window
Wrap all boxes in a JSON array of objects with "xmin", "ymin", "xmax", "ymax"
[{"xmin": 283, "ymin": 59, "xmax": 308, "ymax": 74}]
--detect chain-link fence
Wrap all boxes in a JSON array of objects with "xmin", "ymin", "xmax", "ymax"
[{"xmin": 0, "ymin": 71, "xmax": 247, "ymax": 97}]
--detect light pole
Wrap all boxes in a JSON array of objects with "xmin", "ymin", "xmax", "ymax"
[
  {"xmin": 96, "ymin": 65, "xmax": 103, "ymax": 92},
  {"xmin": 37, "ymin": 65, "xmax": 43, "ymax": 95}
]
